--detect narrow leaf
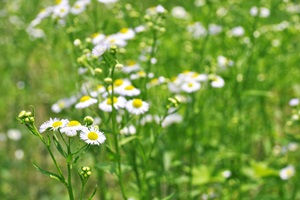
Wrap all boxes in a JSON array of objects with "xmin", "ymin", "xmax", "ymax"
[
  {"xmin": 32, "ymin": 161, "xmax": 64, "ymax": 183},
  {"xmin": 88, "ymin": 185, "xmax": 97, "ymax": 200},
  {"xmin": 119, "ymin": 135, "xmax": 137, "ymax": 146},
  {"xmin": 53, "ymin": 136, "xmax": 67, "ymax": 158}
]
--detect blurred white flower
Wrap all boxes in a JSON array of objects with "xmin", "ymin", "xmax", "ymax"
[
  {"xmin": 7, "ymin": 129, "xmax": 22, "ymax": 141},
  {"xmin": 289, "ymin": 98, "xmax": 299, "ymax": 106},
  {"xmin": 229, "ymin": 26, "xmax": 245, "ymax": 37},
  {"xmin": 279, "ymin": 165, "xmax": 295, "ymax": 180},
  {"xmin": 15, "ymin": 149, "xmax": 24, "ymax": 160},
  {"xmin": 171, "ymin": 6, "xmax": 189, "ymax": 19}
]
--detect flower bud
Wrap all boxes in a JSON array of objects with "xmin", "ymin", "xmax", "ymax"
[
  {"xmin": 84, "ymin": 116, "xmax": 94, "ymax": 126},
  {"xmin": 104, "ymin": 77, "xmax": 113, "ymax": 84},
  {"xmin": 115, "ymin": 63, "xmax": 124, "ymax": 70}
]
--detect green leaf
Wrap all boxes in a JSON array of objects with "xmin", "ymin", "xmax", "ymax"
[
  {"xmin": 67, "ymin": 154, "xmax": 73, "ymax": 163},
  {"xmin": 32, "ymin": 161, "xmax": 64, "ymax": 183},
  {"xmin": 119, "ymin": 135, "xmax": 137, "ymax": 146},
  {"xmin": 88, "ymin": 185, "xmax": 97, "ymax": 200},
  {"xmin": 53, "ymin": 136, "xmax": 67, "ymax": 158},
  {"xmin": 161, "ymin": 193, "xmax": 175, "ymax": 200},
  {"xmin": 191, "ymin": 165, "xmax": 211, "ymax": 186}
]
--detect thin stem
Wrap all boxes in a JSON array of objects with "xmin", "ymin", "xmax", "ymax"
[
  {"xmin": 67, "ymin": 138, "xmax": 74, "ymax": 200},
  {"xmin": 110, "ymin": 57, "xmax": 127, "ymax": 200}
]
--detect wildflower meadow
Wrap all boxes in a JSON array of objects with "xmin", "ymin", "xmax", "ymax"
[{"xmin": 1, "ymin": 0, "xmax": 300, "ymax": 199}]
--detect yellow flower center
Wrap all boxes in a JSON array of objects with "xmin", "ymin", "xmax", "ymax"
[
  {"xmin": 182, "ymin": 70, "xmax": 190, "ymax": 74},
  {"xmin": 114, "ymin": 79, "xmax": 124, "ymax": 86},
  {"xmin": 150, "ymin": 78, "xmax": 158, "ymax": 84},
  {"xmin": 192, "ymin": 72, "xmax": 199, "ymax": 78},
  {"xmin": 137, "ymin": 71, "xmax": 146, "ymax": 77},
  {"xmin": 132, "ymin": 99, "xmax": 143, "ymax": 108},
  {"xmin": 97, "ymin": 84, "xmax": 104, "ymax": 90},
  {"xmin": 52, "ymin": 121, "xmax": 63, "ymax": 128},
  {"xmin": 125, "ymin": 85, "xmax": 135, "ymax": 90},
  {"xmin": 120, "ymin": 28, "xmax": 129, "ymax": 33},
  {"xmin": 67, "ymin": 120, "xmax": 81, "ymax": 127},
  {"xmin": 188, "ymin": 83, "xmax": 194, "ymax": 87},
  {"xmin": 80, "ymin": 96, "xmax": 91, "ymax": 102},
  {"xmin": 107, "ymin": 97, "xmax": 118, "ymax": 105},
  {"xmin": 55, "ymin": 0, "xmax": 62, "ymax": 5},
  {"xmin": 87, "ymin": 132, "xmax": 98, "ymax": 140},
  {"xmin": 127, "ymin": 60, "xmax": 136, "ymax": 66},
  {"xmin": 92, "ymin": 33, "xmax": 99, "ymax": 38}
]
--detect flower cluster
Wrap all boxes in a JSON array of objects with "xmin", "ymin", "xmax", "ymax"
[{"xmin": 39, "ymin": 118, "xmax": 106, "ymax": 146}]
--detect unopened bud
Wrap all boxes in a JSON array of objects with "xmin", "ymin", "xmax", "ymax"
[
  {"xmin": 104, "ymin": 77, "xmax": 113, "ymax": 84},
  {"xmin": 115, "ymin": 63, "xmax": 123, "ymax": 70},
  {"xmin": 94, "ymin": 68, "xmax": 103, "ymax": 74},
  {"xmin": 84, "ymin": 116, "xmax": 94, "ymax": 126}
]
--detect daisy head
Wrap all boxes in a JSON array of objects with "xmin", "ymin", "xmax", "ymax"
[
  {"xmin": 60, "ymin": 120, "xmax": 85, "ymax": 137},
  {"xmin": 181, "ymin": 81, "xmax": 201, "ymax": 93},
  {"xmin": 80, "ymin": 127, "xmax": 106, "ymax": 145},
  {"xmin": 75, "ymin": 95, "xmax": 98, "ymax": 109},
  {"xmin": 209, "ymin": 75, "xmax": 225, "ymax": 88},
  {"xmin": 279, "ymin": 165, "xmax": 295, "ymax": 180},
  {"xmin": 119, "ymin": 85, "xmax": 141, "ymax": 97},
  {"xmin": 99, "ymin": 96, "xmax": 126, "ymax": 112},
  {"xmin": 39, "ymin": 118, "xmax": 69, "ymax": 133},
  {"xmin": 126, "ymin": 99, "xmax": 149, "ymax": 115}
]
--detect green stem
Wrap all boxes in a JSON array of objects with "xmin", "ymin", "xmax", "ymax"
[
  {"xmin": 110, "ymin": 57, "xmax": 127, "ymax": 200},
  {"xmin": 67, "ymin": 138, "xmax": 74, "ymax": 200},
  {"xmin": 143, "ymin": 29, "xmax": 158, "ymax": 100}
]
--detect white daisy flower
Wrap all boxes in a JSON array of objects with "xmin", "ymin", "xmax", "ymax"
[
  {"xmin": 162, "ymin": 113, "xmax": 183, "ymax": 127},
  {"xmin": 118, "ymin": 85, "xmax": 141, "ymax": 97},
  {"xmin": 75, "ymin": 95, "xmax": 98, "ymax": 109},
  {"xmin": 80, "ymin": 127, "xmax": 106, "ymax": 145},
  {"xmin": 60, "ymin": 120, "xmax": 85, "ymax": 137},
  {"xmin": 71, "ymin": 1, "xmax": 87, "ymax": 15},
  {"xmin": 229, "ymin": 26, "xmax": 244, "ymax": 37},
  {"xmin": 90, "ymin": 84, "xmax": 106, "ymax": 97},
  {"xmin": 53, "ymin": 3, "xmax": 70, "ymax": 18},
  {"xmin": 99, "ymin": 96, "xmax": 126, "ymax": 112},
  {"xmin": 208, "ymin": 24, "xmax": 222, "ymax": 35},
  {"xmin": 7, "ymin": 129, "xmax": 22, "ymax": 141},
  {"xmin": 104, "ymin": 34, "xmax": 127, "ymax": 47},
  {"xmin": 279, "ymin": 165, "xmax": 295, "ymax": 180},
  {"xmin": 51, "ymin": 96, "xmax": 78, "ymax": 113},
  {"xmin": 122, "ymin": 60, "xmax": 141, "ymax": 73},
  {"xmin": 181, "ymin": 81, "xmax": 201, "ymax": 93},
  {"xmin": 98, "ymin": 0, "xmax": 118, "ymax": 4},
  {"xmin": 39, "ymin": 118, "xmax": 69, "ymax": 133},
  {"xmin": 116, "ymin": 28, "xmax": 135, "ymax": 40},
  {"xmin": 113, "ymin": 78, "xmax": 132, "ymax": 94},
  {"xmin": 171, "ymin": 6, "xmax": 189, "ymax": 19},
  {"xmin": 289, "ymin": 98, "xmax": 299, "ymax": 106},
  {"xmin": 217, "ymin": 56, "xmax": 234, "ymax": 69},
  {"xmin": 91, "ymin": 33, "xmax": 106, "ymax": 45},
  {"xmin": 209, "ymin": 75, "xmax": 225, "ymax": 88},
  {"xmin": 126, "ymin": 99, "xmax": 149, "ymax": 115},
  {"xmin": 92, "ymin": 44, "xmax": 107, "ymax": 57},
  {"xmin": 130, "ymin": 71, "xmax": 154, "ymax": 80},
  {"xmin": 187, "ymin": 22, "xmax": 207, "ymax": 38},
  {"xmin": 120, "ymin": 125, "xmax": 136, "ymax": 135}
]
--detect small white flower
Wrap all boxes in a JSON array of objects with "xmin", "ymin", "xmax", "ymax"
[
  {"xmin": 75, "ymin": 96, "xmax": 98, "ymax": 109},
  {"xmin": 80, "ymin": 127, "xmax": 106, "ymax": 145},
  {"xmin": 217, "ymin": 55, "xmax": 234, "ymax": 68},
  {"xmin": 210, "ymin": 75, "xmax": 225, "ymax": 88},
  {"xmin": 39, "ymin": 118, "xmax": 69, "ymax": 133},
  {"xmin": 113, "ymin": 78, "xmax": 132, "ymax": 94},
  {"xmin": 181, "ymin": 81, "xmax": 201, "ymax": 93},
  {"xmin": 60, "ymin": 120, "xmax": 85, "ymax": 137},
  {"xmin": 260, "ymin": 7, "xmax": 270, "ymax": 18},
  {"xmin": 118, "ymin": 85, "xmax": 141, "ymax": 97},
  {"xmin": 229, "ymin": 26, "xmax": 244, "ymax": 37},
  {"xmin": 171, "ymin": 6, "xmax": 189, "ymax": 19},
  {"xmin": 162, "ymin": 113, "xmax": 183, "ymax": 127},
  {"xmin": 51, "ymin": 96, "xmax": 78, "ymax": 113},
  {"xmin": 126, "ymin": 99, "xmax": 149, "ymax": 115},
  {"xmin": 71, "ymin": 1, "xmax": 87, "ymax": 15},
  {"xmin": 122, "ymin": 60, "xmax": 141, "ymax": 73},
  {"xmin": 187, "ymin": 22, "xmax": 207, "ymax": 38},
  {"xmin": 222, "ymin": 170, "xmax": 232, "ymax": 178},
  {"xmin": 116, "ymin": 28, "xmax": 135, "ymax": 40},
  {"xmin": 53, "ymin": 3, "xmax": 70, "ymax": 18},
  {"xmin": 98, "ymin": 0, "xmax": 118, "ymax": 4},
  {"xmin": 208, "ymin": 24, "xmax": 222, "ymax": 35},
  {"xmin": 279, "ymin": 165, "xmax": 295, "ymax": 180},
  {"xmin": 15, "ymin": 149, "xmax": 24, "ymax": 160},
  {"xmin": 120, "ymin": 125, "xmax": 136, "ymax": 135},
  {"xmin": 99, "ymin": 96, "xmax": 126, "ymax": 112},
  {"xmin": 92, "ymin": 33, "xmax": 106, "ymax": 45},
  {"xmin": 289, "ymin": 98, "xmax": 299, "ymax": 106},
  {"xmin": 7, "ymin": 129, "xmax": 22, "ymax": 141},
  {"xmin": 92, "ymin": 44, "xmax": 107, "ymax": 57}
]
